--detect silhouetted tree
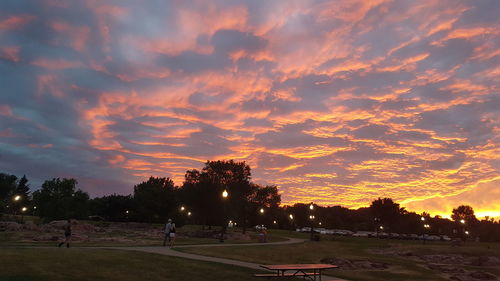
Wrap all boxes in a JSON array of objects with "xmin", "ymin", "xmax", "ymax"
[
  {"xmin": 133, "ymin": 177, "xmax": 177, "ymax": 223},
  {"xmin": 0, "ymin": 173, "xmax": 18, "ymax": 213},
  {"xmin": 181, "ymin": 160, "xmax": 254, "ymax": 232},
  {"xmin": 89, "ymin": 194, "xmax": 133, "ymax": 221},
  {"xmin": 32, "ymin": 178, "xmax": 89, "ymax": 221},
  {"xmin": 451, "ymin": 205, "xmax": 477, "ymax": 223},
  {"xmin": 250, "ymin": 184, "xmax": 281, "ymax": 227},
  {"xmin": 369, "ymin": 198, "xmax": 404, "ymax": 232}
]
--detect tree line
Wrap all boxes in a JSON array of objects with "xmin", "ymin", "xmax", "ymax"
[{"xmin": 1, "ymin": 160, "xmax": 499, "ymax": 241}]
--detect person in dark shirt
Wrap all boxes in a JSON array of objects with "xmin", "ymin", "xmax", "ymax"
[{"xmin": 58, "ymin": 219, "xmax": 72, "ymax": 248}]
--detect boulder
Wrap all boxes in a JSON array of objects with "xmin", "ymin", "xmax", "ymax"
[
  {"xmin": 0, "ymin": 221, "xmax": 21, "ymax": 231},
  {"xmin": 468, "ymin": 256, "xmax": 500, "ymax": 267},
  {"xmin": 22, "ymin": 221, "xmax": 39, "ymax": 231},
  {"xmin": 32, "ymin": 234, "xmax": 60, "ymax": 241}
]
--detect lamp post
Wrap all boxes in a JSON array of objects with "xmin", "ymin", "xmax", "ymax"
[
  {"xmin": 259, "ymin": 208, "xmax": 265, "ymax": 229},
  {"xmin": 460, "ymin": 219, "xmax": 466, "ymax": 242},
  {"xmin": 309, "ymin": 203, "xmax": 315, "ymax": 241},
  {"xmin": 12, "ymin": 195, "xmax": 21, "ymax": 216},
  {"xmin": 21, "ymin": 207, "xmax": 27, "ymax": 223},
  {"xmin": 374, "ymin": 217, "xmax": 380, "ymax": 238},
  {"xmin": 220, "ymin": 189, "xmax": 228, "ymax": 242},
  {"xmin": 423, "ymin": 224, "xmax": 430, "ymax": 244}
]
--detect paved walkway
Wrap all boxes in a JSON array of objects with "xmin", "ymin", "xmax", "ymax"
[{"xmin": 102, "ymin": 238, "xmax": 348, "ymax": 281}]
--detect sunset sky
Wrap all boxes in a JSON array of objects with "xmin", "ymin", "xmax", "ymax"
[{"xmin": 0, "ymin": 0, "xmax": 498, "ymax": 219}]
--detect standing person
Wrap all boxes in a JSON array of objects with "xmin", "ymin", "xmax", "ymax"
[
  {"xmin": 163, "ymin": 219, "xmax": 173, "ymax": 246},
  {"xmin": 169, "ymin": 221, "xmax": 176, "ymax": 248},
  {"xmin": 58, "ymin": 219, "xmax": 72, "ymax": 248}
]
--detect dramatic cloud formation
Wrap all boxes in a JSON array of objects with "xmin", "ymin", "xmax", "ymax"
[{"xmin": 1, "ymin": 0, "xmax": 498, "ymax": 218}]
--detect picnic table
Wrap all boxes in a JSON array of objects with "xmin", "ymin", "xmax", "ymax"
[{"xmin": 255, "ymin": 263, "xmax": 337, "ymax": 281}]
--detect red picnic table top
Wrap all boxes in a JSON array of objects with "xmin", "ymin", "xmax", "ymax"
[{"xmin": 260, "ymin": 264, "xmax": 338, "ymax": 270}]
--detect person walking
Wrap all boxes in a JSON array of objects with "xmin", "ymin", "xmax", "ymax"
[
  {"xmin": 58, "ymin": 219, "xmax": 72, "ymax": 248},
  {"xmin": 163, "ymin": 219, "xmax": 173, "ymax": 246},
  {"xmin": 168, "ymin": 221, "xmax": 176, "ymax": 248}
]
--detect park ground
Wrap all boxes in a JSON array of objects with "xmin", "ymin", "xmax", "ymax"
[{"xmin": 1, "ymin": 222, "xmax": 499, "ymax": 281}]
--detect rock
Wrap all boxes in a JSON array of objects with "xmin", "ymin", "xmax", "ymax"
[
  {"xmin": 420, "ymin": 254, "xmax": 464, "ymax": 264},
  {"xmin": 72, "ymin": 223, "xmax": 96, "ymax": 233},
  {"xmin": 469, "ymin": 271, "xmax": 497, "ymax": 280},
  {"xmin": 32, "ymin": 234, "xmax": 60, "ymax": 241},
  {"xmin": 427, "ymin": 264, "xmax": 465, "ymax": 274},
  {"xmin": 22, "ymin": 221, "xmax": 39, "ymax": 231},
  {"xmin": 49, "ymin": 220, "xmax": 68, "ymax": 228},
  {"xmin": 0, "ymin": 221, "xmax": 21, "ymax": 231},
  {"xmin": 450, "ymin": 271, "xmax": 498, "ymax": 281},
  {"xmin": 468, "ymin": 256, "xmax": 500, "ymax": 267}
]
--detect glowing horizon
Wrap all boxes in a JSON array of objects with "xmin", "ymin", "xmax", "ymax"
[{"xmin": 0, "ymin": 0, "xmax": 498, "ymax": 220}]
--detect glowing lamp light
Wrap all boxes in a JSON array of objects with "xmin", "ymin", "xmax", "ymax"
[
  {"xmin": 309, "ymin": 203, "xmax": 314, "ymax": 210},
  {"xmin": 222, "ymin": 190, "xmax": 228, "ymax": 198},
  {"xmin": 273, "ymin": 220, "xmax": 277, "ymax": 224},
  {"xmin": 126, "ymin": 210, "xmax": 129, "ymax": 214},
  {"xmin": 187, "ymin": 212, "xmax": 191, "ymax": 216},
  {"xmin": 380, "ymin": 226, "xmax": 384, "ymax": 230},
  {"xmin": 319, "ymin": 222, "xmax": 322, "ymax": 226},
  {"xmin": 289, "ymin": 214, "xmax": 294, "ymax": 220},
  {"xmin": 180, "ymin": 206, "xmax": 185, "ymax": 211},
  {"xmin": 21, "ymin": 207, "xmax": 27, "ymax": 212},
  {"xmin": 260, "ymin": 208, "xmax": 264, "ymax": 214},
  {"xmin": 14, "ymin": 195, "xmax": 21, "ymax": 201},
  {"xmin": 465, "ymin": 230, "xmax": 469, "ymax": 235},
  {"xmin": 460, "ymin": 219, "xmax": 465, "ymax": 224},
  {"xmin": 421, "ymin": 217, "xmax": 425, "ymax": 221}
]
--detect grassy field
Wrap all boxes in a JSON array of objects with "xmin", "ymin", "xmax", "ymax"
[
  {"xmin": 179, "ymin": 230, "xmax": 500, "ymax": 281},
  {"xmin": 2, "ymin": 224, "xmax": 499, "ymax": 281},
  {"xmin": 0, "ymin": 224, "xmax": 285, "ymax": 247},
  {"xmin": 0, "ymin": 248, "xmax": 263, "ymax": 281}
]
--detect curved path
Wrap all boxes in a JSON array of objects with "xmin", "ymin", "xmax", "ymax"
[{"xmin": 103, "ymin": 238, "xmax": 347, "ymax": 281}]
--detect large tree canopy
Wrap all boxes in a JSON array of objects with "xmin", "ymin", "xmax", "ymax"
[
  {"xmin": 133, "ymin": 177, "xmax": 177, "ymax": 223},
  {"xmin": 451, "ymin": 205, "xmax": 478, "ymax": 224},
  {"xmin": 369, "ymin": 197, "xmax": 405, "ymax": 231},
  {"xmin": 32, "ymin": 178, "xmax": 89, "ymax": 220}
]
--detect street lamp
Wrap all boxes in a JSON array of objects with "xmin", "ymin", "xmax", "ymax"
[
  {"xmin": 309, "ymin": 203, "xmax": 315, "ymax": 241},
  {"xmin": 12, "ymin": 195, "xmax": 21, "ymax": 217},
  {"xmin": 180, "ymin": 206, "xmax": 185, "ymax": 212},
  {"xmin": 423, "ymin": 224, "xmax": 430, "ymax": 244},
  {"xmin": 460, "ymin": 219, "xmax": 465, "ymax": 224},
  {"xmin": 220, "ymin": 189, "xmax": 229, "ymax": 242},
  {"xmin": 20, "ymin": 206, "xmax": 27, "ymax": 223}
]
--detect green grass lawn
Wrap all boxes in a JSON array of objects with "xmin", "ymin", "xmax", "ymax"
[
  {"xmin": 178, "ymin": 231, "xmax": 500, "ymax": 281},
  {"xmin": 0, "ymin": 248, "xmax": 263, "ymax": 281}
]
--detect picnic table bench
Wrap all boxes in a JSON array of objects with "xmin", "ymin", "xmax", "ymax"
[{"xmin": 255, "ymin": 264, "xmax": 337, "ymax": 281}]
